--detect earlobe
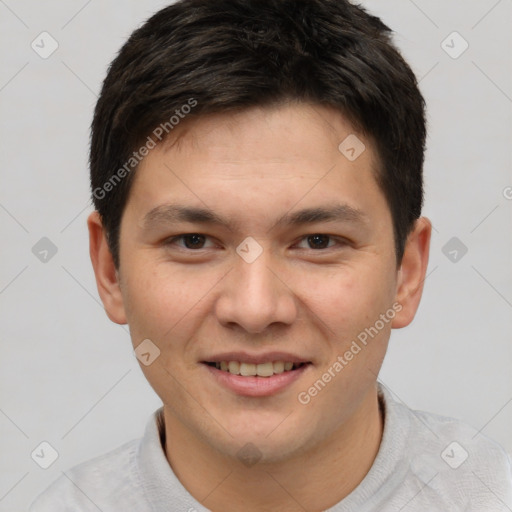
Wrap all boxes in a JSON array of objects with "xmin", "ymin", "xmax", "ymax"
[
  {"xmin": 391, "ymin": 217, "xmax": 432, "ymax": 329},
  {"xmin": 87, "ymin": 211, "xmax": 128, "ymax": 325}
]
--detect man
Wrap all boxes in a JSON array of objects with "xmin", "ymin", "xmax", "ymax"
[{"xmin": 30, "ymin": 0, "xmax": 512, "ymax": 510}]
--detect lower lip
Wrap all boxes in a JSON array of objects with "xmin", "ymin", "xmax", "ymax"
[{"xmin": 203, "ymin": 363, "xmax": 311, "ymax": 397}]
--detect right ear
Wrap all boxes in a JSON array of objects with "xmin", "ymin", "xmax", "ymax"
[{"xmin": 87, "ymin": 211, "xmax": 127, "ymax": 324}]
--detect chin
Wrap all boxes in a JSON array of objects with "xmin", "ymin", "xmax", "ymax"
[
  {"xmin": 217, "ymin": 427, "xmax": 311, "ymax": 465},
  {"xmin": 220, "ymin": 438, "xmax": 305, "ymax": 466}
]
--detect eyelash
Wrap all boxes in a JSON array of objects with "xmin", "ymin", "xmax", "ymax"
[{"xmin": 164, "ymin": 233, "xmax": 349, "ymax": 251}]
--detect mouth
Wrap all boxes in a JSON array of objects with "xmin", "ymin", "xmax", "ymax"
[
  {"xmin": 203, "ymin": 360, "xmax": 309, "ymax": 378},
  {"xmin": 201, "ymin": 357, "xmax": 312, "ymax": 397}
]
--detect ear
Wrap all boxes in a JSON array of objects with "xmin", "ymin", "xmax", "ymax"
[
  {"xmin": 87, "ymin": 211, "xmax": 127, "ymax": 324},
  {"xmin": 391, "ymin": 217, "xmax": 432, "ymax": 329}
]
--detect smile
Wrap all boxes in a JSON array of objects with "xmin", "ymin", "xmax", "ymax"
[
  {"xmin": 205, "ymin": 360, "xmax": 306, "ymax": 377},
  {"xmin": 202, "ymin": 360, "xmax": 312, "ymax": 397}
]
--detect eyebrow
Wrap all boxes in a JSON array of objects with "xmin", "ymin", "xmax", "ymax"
[{"xmin": 142, "ymin": 203, "xmax": 369, "ymax": 232}]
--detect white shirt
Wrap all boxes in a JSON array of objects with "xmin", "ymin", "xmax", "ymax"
[{"xmin": 30, "ymin": 382, "xmax": 512, "ymax": 511}]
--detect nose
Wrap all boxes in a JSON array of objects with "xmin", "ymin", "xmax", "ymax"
[{"xmin": 214, "ymin": 248, "xmax": 298, "ymax": 334}]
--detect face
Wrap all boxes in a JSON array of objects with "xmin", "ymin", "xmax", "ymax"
[{"xmin": 90, "ymin": 102, "xmax": 427, "ymax": 463}]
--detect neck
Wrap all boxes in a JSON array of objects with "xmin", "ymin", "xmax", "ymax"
[{"xmin": 162, "ymin": 385, "xmax": 384, "ymax": 511}]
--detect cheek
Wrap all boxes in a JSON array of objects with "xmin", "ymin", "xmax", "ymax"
[
  {"xmin": 121, "ymin": 259, "xmax": 223, "ymax": 347},
  {"xmin": 300, "ymin": 262, "xmax": 393, "ymax": 333},
  {"xmin": 298, "ymin": 263, "xmax": 395, "ymax": 391}
]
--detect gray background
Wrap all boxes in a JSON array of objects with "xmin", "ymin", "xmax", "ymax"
[{"xmin": 1, "ymin": 0, "xmax": 511, "ymax": 509}]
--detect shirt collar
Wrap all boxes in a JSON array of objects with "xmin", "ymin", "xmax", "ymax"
[{"xmin": 137, "ymin": 407, "xmax": 210, "ymax": 511}]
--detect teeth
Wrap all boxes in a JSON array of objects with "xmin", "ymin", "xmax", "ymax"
[
  {"xmin": 212, "ymin": 360, "xmax": 304, "ymax": 377},
  {"xmin": 240, "ymin": 362, "xmax": 256, "ymax": 376},
  {"xmin": 228, "ymin": 361, "xmax": 240, "ymax": 374},
  {"xmin": 273, "ymin": 361, "xmax": 285, "ymax": 374},
  {"xmin": 256, "ymin": 361, "xmax": 274, "ymax": 377}
]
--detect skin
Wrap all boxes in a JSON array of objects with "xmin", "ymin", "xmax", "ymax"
[{"xmin": 88, "ymin": 101, "xmax": 431, "ymax": 511}]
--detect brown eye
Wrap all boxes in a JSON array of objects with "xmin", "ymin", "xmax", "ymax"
[
  {"xmin": 182, "ymin": 234, "xmax": 206, "ymax": 249},
  {"xmin": 295, "ymin": 234, "xmax": 342, "ymax": 250},
  {"xmin": 306, "ymin": 234, "xmax": 331, "ymax": 249},
  {"xmin": 166, "ymin": 233, "xmax": 212, "ymax": 250}
]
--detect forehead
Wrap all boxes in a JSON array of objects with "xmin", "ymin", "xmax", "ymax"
[
  {"xmin": 160, "ymin": 102, "xmax": 371, "ymax": 165},
  {"xmin": 125, "ymin": 102, "xmax": 389, "ymax": 231}
]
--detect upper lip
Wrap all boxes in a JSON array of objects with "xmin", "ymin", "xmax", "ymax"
[{"xmin": 201, "ymin": 351, "xmax": 311, "ymax": 365}]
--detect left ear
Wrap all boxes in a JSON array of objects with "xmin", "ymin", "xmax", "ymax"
[{"xmin": 391, "ymin": 217, "xmax": 432, "ymax": 329}]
